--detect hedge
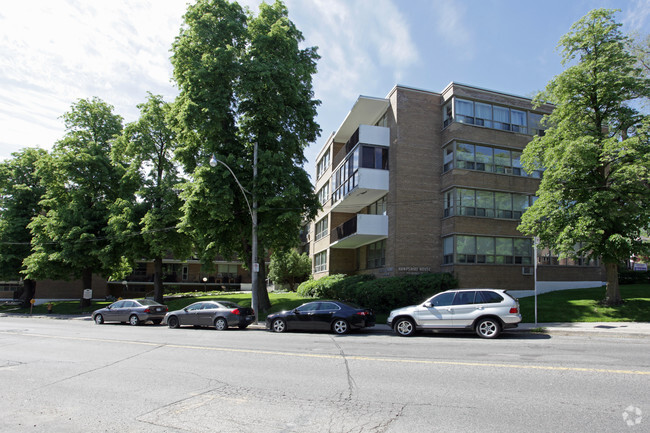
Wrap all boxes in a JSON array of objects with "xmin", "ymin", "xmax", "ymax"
[
  {"xmin": 297, "ymin": 272, "xmax": 458, "ymax": 314},
  {"xmin": 619, "ymin": 270, "xmax": 650, "ymax": 285}
]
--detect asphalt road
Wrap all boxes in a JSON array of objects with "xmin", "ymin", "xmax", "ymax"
[{"xmin": 0, "ymin": 316, "xmax": 648, "ymax": 433}]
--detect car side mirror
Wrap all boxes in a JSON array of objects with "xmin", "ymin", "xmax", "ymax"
[
  {"xmin": 424, "ymin": 302, "xmax": 433, "ymax": 308},
  {"xmin": 293, "ymin": 309, "xmax": 300, "ymax": 314}
]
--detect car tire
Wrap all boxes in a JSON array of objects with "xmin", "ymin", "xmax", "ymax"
[
  {"xmin": 332, "ymin": 319, "xmax": 350, "ymax": 335},
  {"xmin": 94, "ymin": 314, "xmax": 104, "ymax": 325},
  {"xmin": 394, "ymin": 317, "xmax": 416, "ymax": 337},
  {"xmin": 129, "ymin": 315, "xmax": 140, "ymax": 326},
  {"xmin": 271, "ymin": 318, "xmax": 286, "ymax": 333},
  {"xmin": 475, "ymin": 318, "xmax": 501, "ymax": 339},
  {"xmin": 214, "ymin": 317, "xmax": 228, "ymax": 330},
  {"xmin": 167, "ymin": 316, "xmax": 180, "ymax": 329}
]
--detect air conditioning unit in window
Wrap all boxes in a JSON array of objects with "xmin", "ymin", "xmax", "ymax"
[
  {"xmin": 504, "ymin": 167, "xmax": 513, "ymax": 174},
  {"xmin": 522, "ymin": 266, "xmax": 533, "ymax": 275}
]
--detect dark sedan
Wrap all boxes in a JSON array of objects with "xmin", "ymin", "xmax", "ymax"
[
  {"xmin": 266, "ymin": 300, "xmax": 375, "ymax": 334},
  {"xmin": 92, "ymin": 299, "xmax": 168, "ymax": 326},
  {"xmin": 163, "ymin": 301, "xmax": 255, "ymax": 330}
]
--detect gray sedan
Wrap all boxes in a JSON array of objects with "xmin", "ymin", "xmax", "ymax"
[
  {"xmin": 92, "ymin": 299, "xmax": 168, "ymax": 326},
  {"xmin": 163, "ymin": 301, "xmax": 255, "ymax": 330}
]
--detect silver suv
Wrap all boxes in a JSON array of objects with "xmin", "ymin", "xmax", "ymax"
[{"xmin": 387, "ymin": 289, "xmax": 521, "ymax": 338}]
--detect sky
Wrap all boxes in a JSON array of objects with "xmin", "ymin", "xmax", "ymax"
[{"xmin": 1, "ymin": 0, "xmax": 649, "ymax": 180}]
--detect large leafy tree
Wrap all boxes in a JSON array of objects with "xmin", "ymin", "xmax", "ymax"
[
  {"xmin": 171, "ymin": 0, "xmax": 320, "ymax": 313},
  {"xmin": 519, "ymin": 9, "xmax": 650, "ymax": 305},
  {"xmin": 0, "ymin": 148, "xmax": 47, "ymax": 307},
  {"xmin": 24, "ymin": 98, "xmax": 126, "ymax": 294},
  {"xmin": 108, "ymin": 93, "xmax": 191, "ymax": 303}
]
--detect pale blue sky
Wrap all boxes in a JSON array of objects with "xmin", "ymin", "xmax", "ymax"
[{"xmin": 1, "ymin": 0, "xmax": 648, "ymax": 180}]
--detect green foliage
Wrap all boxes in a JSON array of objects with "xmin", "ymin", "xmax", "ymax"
[
  {"xmin": 24, "ymin": 98, "xmax": 125, "ymax": 290},
  {"xmin": 297, "ymin": 273, "xmax": 458, "ymax": 314},
  {"xmin": 519, "ymin": 9, "xmax": 650, "ymax": 305},
  {"xmin": 171, "ymin": 0, "xmax": 321, "ymax": 311},
  {"xmin": 619, "ymin": 270, "xmax": 650, "ymax": 285},
  {"xmin": 108, "ymin": 93, "xmax": 191, "ymax": 302},
  {"xmin": 268, "ymin": 249, "xmax": 311, "ymax": 291},
  {"xmin": 0, "ymin": 148, "xmax": 47, "ymax": 281}
]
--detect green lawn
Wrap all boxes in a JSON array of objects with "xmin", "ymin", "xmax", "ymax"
[
  {"xmin": 0, "ymin": 291, "xmax": 317, "ymax": 320},
  {"xmin": 518, "ymin": 284, "xmax": 650, "ymax": 322}
]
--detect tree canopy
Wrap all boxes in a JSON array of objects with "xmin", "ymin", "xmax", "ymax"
[
  {"xmin": 519, "ymin": 9, "xmax": 650, "ymax": 305},
  {"xmin": 0, "ymin": 148, "xmax": 47, "ymax": 306},
  {"xmin": 171, "ymin": 0, "xmax": 321, "ymax": 312},
  {"xmin": 24, "ymin": 97, "xmax": 126, "ymax": 293},
  {"xmin": 108, "ymin": 93, "xmax": 191, "ymax": 303}
]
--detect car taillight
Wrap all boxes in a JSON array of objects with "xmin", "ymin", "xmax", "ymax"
[
  {"xmin": 356, "ymin": 311, "xmax": 370, "ymax": 316},
  {"xmin": 231, "ymin": 309, "xmax": 240, "ymax": 315},
  {"xmin": 509, "ymin": 307, "xmax": 519, "ymax": 314},
  {"xmin": 143, "ymin": 308, "xmax": 150, "ymax": 313}
]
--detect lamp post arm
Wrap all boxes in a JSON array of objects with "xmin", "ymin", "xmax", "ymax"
[{"xmin": 209, "ymin": 155, "xmax": 253, "ymax": 222}]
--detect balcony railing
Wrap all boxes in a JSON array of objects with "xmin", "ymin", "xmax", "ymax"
[{"xmin": 330, "ymin": 214, "xmax": 388, "ymax": 249}]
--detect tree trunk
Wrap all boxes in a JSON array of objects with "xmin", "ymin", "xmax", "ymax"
[
  {"xmin": 256, "ymin": 256, "xmax": 271, "ymax": 313},
  {"xmin": 153, "ymin": 257, "xmax": 164, "ymax": 303},
  {"xmin": 19, "ymin": 279, "xmax": 37, "ymax": 309},
  {"xmin": 604, "ymin": 262, "xmax": 622, "ymax": 305}
]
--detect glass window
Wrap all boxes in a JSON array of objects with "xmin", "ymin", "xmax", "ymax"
[
  {"xmin": 529, "ymin": 112, "xmax": 544, "ymax": 136},
  {"xmin": 495, "ymin": 193, "xmax": 512, "ymax": 219},
  {"xmin": 443, "ymin": 147, "xmax": 454, "ymax": 172},
  {"xmin": 476, "ymin": 190, "xmax": 494, "ymax": 217},
  {"xmin": 514, "ymin": 238, "xmax": 532, "ymax": 264},
  {"xmin": 512, "ymin": 195, "xmax": 529, "ymax": 219},
  {"xmin": 456, "ymin": 143, "xmax": 474, "ymax": 170},
  {"xmin": 493, "ymin": 106, "xmax": 510, "ymax": 131},
  {"xmin": 443, "ymin": 237, "xmax": 454, "ymax": 264},
  {"xmin": 476, "ymin": 291, "xmax": 504, "ymax": 303},
  {"xmin": 474, "ymin": 146, "xmax": 493, "ymax": 172},
  {"xmin": 443, "ymin": 101, "xmax": 453, "ymax": 128},
  {"xmin": 475, "ymin": 102, "xmax": 492, "ymax": 128},
  {"xmin": 493, "ymin": 148, "xmax": 511, "ymax": 173},
  {"xmin": 367, "ymin": 239, "xmax": 386, "ymax": 269},
  {"xmin": 511, "ymin": 109, "xmax": 527, "ymax": 133},
  {"xmin": 455, "ymin": 99, "xmax": 474, "ymax": 124},
  {"xmin": 458, "ymin": 189, "xmax": 475, "ymax": 216},
  {"xmin": 512, "ymin": 151, "xmax": 523, "ymax": 176},
  {"xmin": 453, "ymin": 291, "xmax": 476, "ymax": 305},
  {"xmin": 457, "ymin": 235, "xmax": 476, "ymax": 263},
  {"xmin": 430, "ymin": 292, "xmax": 455, "ymax": 307},
  {"xmin": 496, "ymin": 238, "xmax": 513, "ymax": 264},
  {"xmin": 314, "ymin": 251, "xmax": 327, "ymax": 272},
  {"xmin": 476, "ymin": 237, "xmax": 495, "ymax": 263},
  {"xmin": 444, "ymin": 191, "xmax": 454, "ymax": 217}
]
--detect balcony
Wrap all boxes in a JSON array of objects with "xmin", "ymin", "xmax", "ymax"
[
  {"xmin": 330, "ymin": 214, "xmax": 388, "ymax": 249},
  {"xmin": 331, "ymin": 168, "xmax": 389, "ymax": 213}
]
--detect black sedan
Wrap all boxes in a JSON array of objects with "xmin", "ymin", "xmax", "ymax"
[
  {"xmin": 92, "ymin": 299, "xmax": 168, "ymax": 326},
  {"xmin": 266, "ymin": 300, "xmax": 375, "ymax": 334},
  {"xmin": 163, "ymin": 301, "xmax": 255, "ymax": 330}
]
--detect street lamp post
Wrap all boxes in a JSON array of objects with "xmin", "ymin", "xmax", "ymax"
[{"xmin": 210, "ymin": 144, "xmax": 259, "ymax": 323}]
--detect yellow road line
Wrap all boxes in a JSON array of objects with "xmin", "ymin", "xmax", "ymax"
[{"xmin": 3, "ymin": 331, "xmax": 649, "ymax": 376}]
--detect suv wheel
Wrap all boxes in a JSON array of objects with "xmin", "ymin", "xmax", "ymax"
[
  {"xmin": 475, "ymin": 318, "xmax": 501, "ymax": 339},
  {"xmin": 394, "ymin": 318, "xmax": 416, "ymax": 337}
]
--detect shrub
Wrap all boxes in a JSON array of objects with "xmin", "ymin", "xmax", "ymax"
[
  {"xmin": 619, "ymin": 270, "xmax": 650, "ymax": 284},
  {"xmin": 297, "ymin": 272, "xmax": 458, "ymax": 313},
  {"xmin": 296, "ymin": 274, "xmax": 346, "ymax": 298}
]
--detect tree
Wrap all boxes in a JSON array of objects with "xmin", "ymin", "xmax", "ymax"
[
  {"xmin": 519, "ymin": 9, "xmax": 650, "ymax": 305},
  {"xmin": 108, "ymin": 93, "xmax": 191, "ymax": 303},
  {"xmin": 24, "ymin": 98, "xmax": 126, "ymax": 295},
  {"xmin": 171, "ymin": 0, "xmax": 320, "ymax": 313},
  {"xmin": 268, "ymin": 250, "xmax": 311, "ymax": 291},
  {"xmin": 0, "ymin": 148, "xmax": 47, "ymax": 307}
]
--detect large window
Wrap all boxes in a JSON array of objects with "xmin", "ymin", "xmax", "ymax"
[
  {"xmin": 316, "ymin": 149, "xmax": 330, "ymax": 180},
  {"xmin": 367, "ymin": 239, "xmax": 386, "ymax": 269},
  {"xmin": 443, "ymin": 98, "xmax": 545, "ymax": 136},
  {"xmin": 314, "ymin": 251, "xmax": 327, "ymax": 273},
  {"xmin": 448, "ymin": 188, "xmax": 535, "ymax": 219},
  {"xmin": 368, "ymin": 196, "xmax": 387, "ymax": 215},
  {"xmin": 443, "ymin": 142, "xmax": 543, "ymax": 178},
  {"xmin": 443, "ymin": 236, "xmax": 533, "ymax": 265},
  {"xmin": 315, "ymin": 216, "xmax": 328, "ymax": 241},
  {"xmin": 317, "ymin": 182, "xmax": 329, "ymax": 205}
]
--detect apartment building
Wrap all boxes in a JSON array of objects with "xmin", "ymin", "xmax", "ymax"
[{"xmin": 310, "ymin": 83, "xmax": 606, "ymax": 291}]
